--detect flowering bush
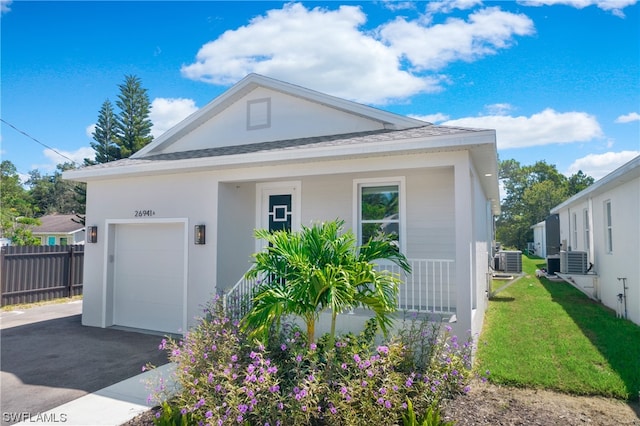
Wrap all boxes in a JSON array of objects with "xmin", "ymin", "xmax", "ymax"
[{"xmin": 149, "ymin": 297, "xmax": 478, "ymax": 425}]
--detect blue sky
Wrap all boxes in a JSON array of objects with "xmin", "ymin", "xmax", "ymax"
[{"xmin": 2, "ymin": 0, "xmax": 639, "ymax": 183}]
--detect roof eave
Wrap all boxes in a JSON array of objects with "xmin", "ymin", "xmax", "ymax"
[{"xmin": 64, "ymin": 130, "xmax": 498, "ymax": 182}]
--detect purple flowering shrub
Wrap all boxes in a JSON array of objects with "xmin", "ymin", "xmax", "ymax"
[{"xmin": 150, "ymin": 297, "xmax": 477, "ymax": 425}]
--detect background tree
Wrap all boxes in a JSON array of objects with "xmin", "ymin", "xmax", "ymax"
[
  {"xmin": 10, "ymin": 217, "xmax": 42, "ymax": 246},
  {"xmin": 0, "ymin": 160, "xmax": 33, "ymax": 238},
  {"xmin": 85, "ymin": 99, "xmax": 119, "ymax": 165},
  {"xmin": 115, "ymin": 74, "xmax": 153, "ymax": 158},
  {"xmin": 26, "ymin": 163, "xmax": 85, "ymax": 216},
  {"xmin": 497, "ymin": 159, "xmax": 594, "ymax": 249}
]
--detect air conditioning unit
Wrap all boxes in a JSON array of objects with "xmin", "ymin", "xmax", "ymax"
[
  {"xmin": 560, "ymin": 251, "xmax": 588, "ymax": 274},
  {"xmin": 498, "ymin": 251, "xmax": 522, "ymax": 273}
]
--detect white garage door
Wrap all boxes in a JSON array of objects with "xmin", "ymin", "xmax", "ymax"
[{"xmin": 113, "ymin": 222, "xmax": 185, "ymax": 333}]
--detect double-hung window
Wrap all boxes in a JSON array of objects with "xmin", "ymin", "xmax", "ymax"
[
  {"xmin": 354, "ymin": 178, "xmax": 405, "ymax": 252},
  {"xmin": 572, "ymin": 212, "xmax": 578, "ymax": 250},
  {"xmin": 583, "ymin": 209, "xmax": 590, "ymax": 251},
  {"xmin": 605, "ymin": 200, "xmax": 613, "ymax": 253}
]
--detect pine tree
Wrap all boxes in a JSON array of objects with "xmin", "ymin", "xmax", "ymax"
[
  {"xmin": 115, "ymin": 75, "xmax": 153, "ymax": 157},
  {"xmin": 86, "ymin": 99, "xmax": 119, "ymax": 164}
]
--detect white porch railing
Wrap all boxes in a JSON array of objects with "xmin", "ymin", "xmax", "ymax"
[
  {"xmin": 376, "ymin": 259, "xmax": 455, "ymax": 314},
  {"xmin": 222, "ymin": 258, "xmax": 456, "ymax": 318}
]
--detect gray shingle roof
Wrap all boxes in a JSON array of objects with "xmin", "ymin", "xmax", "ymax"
[
  {"xmin": 76, "ymin": 125, "xmax": 485, "ymax": 172},
  {"xmin": 32, "ymin": 214, "xmax": 84, "ymax": 234}
]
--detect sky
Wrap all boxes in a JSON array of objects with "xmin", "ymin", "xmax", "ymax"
[{"xmin": 2, "ymin": 0, "xmax": 639, "ymax": 184}]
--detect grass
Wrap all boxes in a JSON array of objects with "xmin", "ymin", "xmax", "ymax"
[
  {"xmin": 0, "ymin": 295, "xmax": 82, "ymax": 312},
  {"xmin": 475, "ymin": 254, "xmax": 640, "ymax": 400}
]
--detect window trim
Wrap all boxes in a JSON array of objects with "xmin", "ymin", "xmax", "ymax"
[{"xmin": 353, "ymin": 177, "xmax": 406, "ymax": 254}]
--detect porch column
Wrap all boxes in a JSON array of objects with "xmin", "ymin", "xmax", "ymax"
[{"xmin": 454, "ymin": 153, "xmax": 473, "ymax": 335}]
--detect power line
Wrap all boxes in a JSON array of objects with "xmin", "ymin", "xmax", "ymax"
[{"xmin": 0, "ymin": 118, "xmax": 80, "ymax": 166}]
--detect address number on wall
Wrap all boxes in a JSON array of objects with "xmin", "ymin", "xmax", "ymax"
[{"xmin": 134, "ymin": 210, "xmax": 156, "ymax": 217}]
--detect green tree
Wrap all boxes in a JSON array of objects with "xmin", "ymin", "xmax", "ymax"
[
  {"xmin": 115, "ymin": 75, "xmax": 153, "ymax": 157},
  {"xmin": 243, "ymin": 219, "xmax": 410, "ymax": 346},
  {"xmin": 0, "ymin": 160, "xmax": 33, "ymax": 237},
  {"xmin": 27, "ymin": 163, "xmax": 85, "ymax": 215},
  {"xmin": 10, "ymin": 217, "xmax": 41, "ymax": 246},
  {"xmin": 86, "ymin": 99, "xmax": 119, "ymax": 164},
  {"xmin": 497, "ymin": 159, "xmax": 594, "ymax": 249}
]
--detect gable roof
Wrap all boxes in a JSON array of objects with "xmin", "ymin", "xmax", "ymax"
[
  {"xmin": 550, "ymin": 155, "xmax": 640, "ymax": 213},
  {"xmin": 31, "ymin": 214, "xmax": 84, "ymax": 234},
  {"xmin": 63, "ymin": 74, "xmax": 501, "ymax": 214},
  {"xmin": 133, "ymin": 74, "xmax": 427, "ymax": 158}
]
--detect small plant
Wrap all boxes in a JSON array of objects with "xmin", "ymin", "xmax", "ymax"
[
  {"xmin": 402, "ymin": 399, "xmax": 455, "ymax": 426},
  {"xmin": 153, "ymin": 401, "xmax": 191, "ymax": 426}
]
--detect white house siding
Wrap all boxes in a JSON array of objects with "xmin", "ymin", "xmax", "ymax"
[
  {"xmin": 216, "ymin": 182, "xmax": 256, "ymax": 292},
  {"xmin": 81, "ymin": 172, "xmax": 219, "ymax": 332},
  {"xmin": 553, "ymin": 161, "xmax": 639, "ymax": 326},
  {"xmin": 164, "ymin": 87, "xmax": 385, "ymax": 154},
  {"xmin": 531, "ymin": 222, "xmax": 546, "ymax": 258}
]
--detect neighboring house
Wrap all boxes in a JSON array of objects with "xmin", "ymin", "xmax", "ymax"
[
  {"xmin": 31, "ymin": 214, "xmax": 85, "ymax": 245},
  {"xmin": 550, "ymin": 155, "xmax": 639, "ymax": 326},
  {"xmin": 64, "ymin": 74, "xmax": 500, "ymax": 337},
  {"xmin": 530, "ymin": 221, "xmax": 547, "ymax": 259}
]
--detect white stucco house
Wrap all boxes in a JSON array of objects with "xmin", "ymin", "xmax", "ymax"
[
  {"xmin": 64, "ymin": 74, "xmax": 500, "ymax": 338},
  {"xmin": 550, "ymin": 155, "xmax": 639, "ymax": 326}
]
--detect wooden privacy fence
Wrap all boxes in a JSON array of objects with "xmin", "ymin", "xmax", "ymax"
[{"xmin": 0, "ymin": 245, "xmax": 84, "ymax": 306}]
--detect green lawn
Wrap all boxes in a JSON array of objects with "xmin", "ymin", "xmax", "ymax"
[{"xmin": 475, "ymin": 255, "xmax": 640, "ymax": 400}]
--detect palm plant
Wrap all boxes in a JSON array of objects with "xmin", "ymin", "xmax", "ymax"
[{"xmin": 242, "ymin": 219, "xmax": 411, "ymax": 346}]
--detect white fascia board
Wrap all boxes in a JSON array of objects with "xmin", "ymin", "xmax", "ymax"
[
  {"xmin": 66, "ymin": 130, "xmax": 496, "ymax": 182},
  {"xmin": 550, "ymin": 155, "xmax": 640, "ymax": 213}
]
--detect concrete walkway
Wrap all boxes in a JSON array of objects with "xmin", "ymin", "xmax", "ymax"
[{"xmin": 14, "ymin": 363, "xmax": 176, "ymax": 426}]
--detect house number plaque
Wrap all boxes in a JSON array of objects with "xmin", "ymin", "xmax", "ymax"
[{"xmin": 134, "ymin": 210, "xmax": 156, "ymax": 217}]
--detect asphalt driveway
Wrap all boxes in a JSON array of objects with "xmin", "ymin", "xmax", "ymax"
[{"xmin": 0, "ymin": 301, "xmax": 169, "ymax": 425}]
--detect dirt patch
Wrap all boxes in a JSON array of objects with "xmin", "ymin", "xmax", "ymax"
[
  {"xmin": 124, "ymin": 381, "xmax": 640, "ymax": 425},
  {"xmin": 442, "ymin": 381, "xmax": 640, "ymax": 426}
]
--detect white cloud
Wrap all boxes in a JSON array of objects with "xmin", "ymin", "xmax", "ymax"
[
  {"xmin": 409, "ymin": 112, "xmax": 450, "ymax": 123},
  {"xmin": 443, "ymin": 108, "xmax": 603, "ymax": 149},
  {"xmin": 149, "ymin": 97, "xmax": 199, "ymax": 138},
  {"xmin": 426, "ymin": 0, "xmax": 483, "ymax": 14},
  {"xmin": 484, "ymin": 103, "xmax": 514, "ymax": 116},
  {"xmin": 181, "ymin": 3, "xmax": 534, "ymax": 104},
  {"xmin": 566, "ymin": 150, "xmax": 640, "ymax": 180},
  {"xmin": 615, "ymin": 112, "xmax": 640, "ymax": 123},
  {"xmin": 379, "ymin": 7, "xmax": 535, "ymax": 71},
  {"xmin": 85, "ymin": 124, "xmax": 96, "ymax": 139},
  {"xmin": 518, "ymin": 0, "xmax": 637, "ymax": 18},
  {"xmin": 33, "ymin": 146, "xmax": 95, "ymax": 172},
  {"xmin": 1, "ymin": 0, "xmax": 12, "ymax": 14}
]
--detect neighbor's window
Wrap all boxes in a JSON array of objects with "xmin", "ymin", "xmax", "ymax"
[
  {"xmin": 360, "ymin": 184, "xmax": 400, "ymax": 246},
  {"xmin": 60, "ymin": 237, "xmax": 68, "ymax": 246},
  {"xmin": 605, "ymin": 200, "xmax": 613, "ymax": 253},
  {"xmin": 572, "ymin": 212, "xmax": 578, "ymax": 250},
  {"xmin": 583, "ymin": 209, "xmax": 590, "ymax": 251}
]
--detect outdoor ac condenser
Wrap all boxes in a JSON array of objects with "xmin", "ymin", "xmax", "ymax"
[
  {"xmin": 499, "ymin": 251, "xmax": 522, "ymax": 273},
  {"xmin": 560, "ymin": 251, "xmax": 588, "ymax": 274}
]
